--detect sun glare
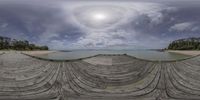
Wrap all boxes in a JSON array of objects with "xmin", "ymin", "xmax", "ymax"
[{"xmin": 92, "ymin": 13, "xmax": 107, "ymax": 21}]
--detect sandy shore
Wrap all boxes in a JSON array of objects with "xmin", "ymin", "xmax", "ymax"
[
  {"xmin": 167, "ymin": 50, "xmax": 200, "ymax": 56},
  {"xmin": 0, "ymin": 50, "xmax": 56, "ymax": 55},
  {"xmin": 0, "ymin": 51, "xmax": 4, "ymax": 54}
]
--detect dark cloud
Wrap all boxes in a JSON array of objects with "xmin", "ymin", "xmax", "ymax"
[{"xmin": 0, "ymin": 1, "xmax": 84, "ymax": 46}]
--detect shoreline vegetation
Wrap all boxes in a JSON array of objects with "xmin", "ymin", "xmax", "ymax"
[
  {"xmin": 166, "ymin": 37, "xmax": 200, "ymax": 56},
  {"xmin": 0, "ymin": 36, "xmax": 200, "ymax": 57},
  {"xmin": 168, "ymin": 37, "xmax": 200, "ymax": 50},
  {"xmin": 0, "ymin": 36, "xmax": 49, "ymax": 50}
]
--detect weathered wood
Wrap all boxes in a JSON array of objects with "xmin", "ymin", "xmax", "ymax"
[{"xmin": 0, "ymin": 52, "xmax": 200, "ymax": 100}]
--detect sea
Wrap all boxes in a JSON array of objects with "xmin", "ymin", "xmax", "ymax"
[{"xmin": 37, "ymin": 50, "xmax": 191, "ymax": 61}]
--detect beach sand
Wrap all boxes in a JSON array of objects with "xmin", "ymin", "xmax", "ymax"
[
  {"xmin": 167, "ymin": 50, "xmax": 200, "ymax": 56},
  {"xmin": 0, "ymin": 50, "xmax": 56, "ymax": 55}
]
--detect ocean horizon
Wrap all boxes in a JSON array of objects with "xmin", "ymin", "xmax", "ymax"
[{"xmin": 36, "ymin": 50, "xmax": 191, "ymax": 61}]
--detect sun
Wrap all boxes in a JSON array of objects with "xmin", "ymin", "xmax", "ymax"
[
  {"xmin": 92, "ymin": 13, "xmax": 107, "ymax": 21},
  {"xmin": 73, "ymin": 6, "xmax": 125, "ymax": 29}
]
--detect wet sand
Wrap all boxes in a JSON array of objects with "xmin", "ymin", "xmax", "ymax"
[{"xmin": 167, "ymin": 50, "xmax": 200, "ymax": 56}]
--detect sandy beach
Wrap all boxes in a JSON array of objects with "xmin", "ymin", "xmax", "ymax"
[
  {"xmin": 167, "ymin": 50, "xmax": 200, "ymax": 56},
  {"xmin": 0, "ymin": 50, "xmax": 56, "ymax": 56}
]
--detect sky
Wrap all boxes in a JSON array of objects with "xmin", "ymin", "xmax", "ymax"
[{"xmin": 0, "ymin": 0, "xmax": 200, "ymax": 50}]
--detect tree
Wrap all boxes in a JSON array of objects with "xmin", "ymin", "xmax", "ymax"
[
  {"xmin": 168, "ymin": 37, "xmax": 200, "ymax": 50},
  {"xmin": 0, "ymin": 36, "xmax": 49, "ymax": 50}
]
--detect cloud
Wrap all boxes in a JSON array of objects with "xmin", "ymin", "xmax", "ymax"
[
  {"xmin": 0, "ymin": 1, "xmax": 85, "ymax": 47},
  {"xmin": 48, "ymin": 40, "xmax": 66, "ymax": 50},
  {"xmin": 1, "ymin": 23, "xmax": 8, "ymax": 28},
  {"xmin": 67, "ymin": 2, "xmax": 175, "ymax": 49},
  {"xmin": 0, "ymin": 0, "xmax": 199, "ymax": 49},
  {"xmin": 169, "ymin": 22, "xmax": 199, "ymax": 32},
  {"xmin": 73, "ymin": 5, "xmax": 125, "ymax": 30},
  {"xmin": 75, "ymin": 31, "xmax": 130, "ymax": 47}
]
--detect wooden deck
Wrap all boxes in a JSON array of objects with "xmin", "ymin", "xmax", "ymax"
[{"xmin": 0, "ymin": 52, "xmax": 200, "ymax": 100}]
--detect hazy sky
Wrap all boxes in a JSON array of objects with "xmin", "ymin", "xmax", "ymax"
[{"xmin": 0, "ymin": 0, "xmax": 200, "ymax": 50}]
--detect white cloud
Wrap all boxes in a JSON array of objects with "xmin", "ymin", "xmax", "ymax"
[
  {"xmin": 62, "ymin": 2, "xmax": 170, "ymax": 29},
  {"xmin": 73, "ymin": 29, "xmax": 139, "ymax": 49},
  {"xmin": 73, "ymin": 5, "xmax": 125, "ymax": 30},
  {"xmin": 60, "ymin": 2, "xmax": 173, "ymax": 49},
  {"xmin": 191, "ymin": 26, "xmax": 199, "ymax": 31},
  {"xmin": 169, "ymin": 22, "xmax": 195, "ymax": 32}
]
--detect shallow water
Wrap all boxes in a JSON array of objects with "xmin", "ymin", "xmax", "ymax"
[{"xmin": 36, "ymin": 50, "xmax": 191, "ymax": 61}]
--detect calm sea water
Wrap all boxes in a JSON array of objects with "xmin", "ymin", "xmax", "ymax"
[{"xmin": 37, "ymin": 50, "xmax": 191, "ymax": 61}]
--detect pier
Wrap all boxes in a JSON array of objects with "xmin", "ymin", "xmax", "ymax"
[{"xmin": 0, "ymin": 52, "xmax": 200, "ymax": 100}]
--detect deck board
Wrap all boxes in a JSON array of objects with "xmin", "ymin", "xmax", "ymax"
[{"xmin": 0, "ymin": 52, "xmax": 200, "ymax": 99}]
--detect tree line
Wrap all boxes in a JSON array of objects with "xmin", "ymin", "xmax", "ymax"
[
  {"xmin": 0, "ymin": 36, "xmax": 48, "ymax": 50},
  {"xmin": 168, "ymin": 37, "xmax": 200, "ymax": 50}
]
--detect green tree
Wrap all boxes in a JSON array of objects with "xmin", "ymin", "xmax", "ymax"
[
  {"xmin": 0, "ymin": 36, "xmax": 49, "ymax": 51},
  {"xmin": 168, "ymin": 37, "xmax": 200, "ymax": 50}
]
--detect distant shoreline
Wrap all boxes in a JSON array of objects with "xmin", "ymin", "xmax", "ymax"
[
  {"xmin": 1, "ymin": 50, "xmax": 200, "ymax": 57},
  {"xmin": 0, "ymin": 50, "xmax": 56, "ymax": 56},
  {"xmin": 167, "ymin": 50, "xmax": 200, "ymax": 56},
  {"xmin": 22, "ymin": 50, "xmax": 57, "ymax": 56}
]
